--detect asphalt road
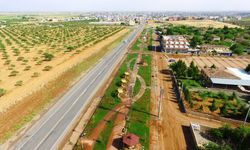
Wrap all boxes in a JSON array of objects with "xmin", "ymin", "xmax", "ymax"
[{"xmin": 11, "ymin": 24, "xmax": 144, "ymax": 150}]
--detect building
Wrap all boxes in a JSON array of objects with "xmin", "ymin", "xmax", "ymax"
[
  {"xmin": 190, "ymin": 123, "xmax": 213, "ymax": 148},
  {"xmin": 201, "ymin": 67, "xmax": 250, "ymax": 91},
  {"xmin": 200, "ymin": 44, "xmax": 232, "ymax": 56},
  {"xmin": 161, "ymin": 35, "xmax": 190, "ymax": 53},
  {"xmin": 122, "ymin": 133, "xmax": 140, "ymax": 149},
  {"xmin": 212, "ymin": 35, "xmax": 221, "ymax": 41}
]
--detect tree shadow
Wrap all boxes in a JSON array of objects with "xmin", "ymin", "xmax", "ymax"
[{"xmin": 112, "ymin": 137, "xmax": 123, "ymax": 149}]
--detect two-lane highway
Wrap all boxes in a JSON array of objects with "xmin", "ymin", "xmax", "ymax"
[{"xmin": 11, "ymin": 24, "xmax": 144, "ymax": 150}]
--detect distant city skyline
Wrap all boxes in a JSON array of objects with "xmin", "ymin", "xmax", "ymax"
[{"xmin": 0, "ymin": 0, "xmax": 249, "ymax": 12}]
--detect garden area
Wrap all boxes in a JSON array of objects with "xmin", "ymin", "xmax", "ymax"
[
  {"xmin": 201, "ymin": 125, "xmax": 250, "ymax": 150},
  {"xmin": 73, "ymin": 53, "xmax": 138, "ymax": 149},
  {"xmin": 170, "ymin": 60, "xmax": 250, "ymax": 120}
]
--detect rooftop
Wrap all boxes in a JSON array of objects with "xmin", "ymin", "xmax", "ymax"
[{"xmin": 122, "ymin": 133, "xmax": 140, "ymax": 147}]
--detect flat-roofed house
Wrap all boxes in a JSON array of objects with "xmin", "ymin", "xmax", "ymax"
[{"xmin": 161, "ymin": 35, "xmax": 190, "ymax": 53}]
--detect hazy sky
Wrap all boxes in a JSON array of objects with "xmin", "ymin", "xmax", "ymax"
[{"xmin": 0, "ymin": 0, "xmax": 249, "ymax": 12}]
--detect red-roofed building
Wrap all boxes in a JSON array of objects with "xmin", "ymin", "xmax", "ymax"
[{"xmin": 122, "ymin": 133, "xmax": 140, "ymax": 149}]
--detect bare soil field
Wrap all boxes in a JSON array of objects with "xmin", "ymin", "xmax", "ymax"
[
  {"xmin": 0, "ymin": 22, "xmax": 128, "ymax": 112},
  {"xmin": 167, "ymin": 20, "xmax": 240, "ymax": 28},
  {"xmin": 182, "ymin": 56, "xmax": 250, "ymax": 69}
]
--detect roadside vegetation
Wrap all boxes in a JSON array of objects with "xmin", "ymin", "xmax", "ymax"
[
  {"xmin": 126, "ymin": 89, "xmax": 151, "ymax": 150},
  {"xmin": 133, "ymin": 78, "xmax": 141, "ymax": 97},
  {"xmin": 131, "ymin": 38, "xmax": 142, "ymax": 51},
  {"xmin": 83, "ymin": 53, "xmax": 137, "ymax": 136},
  {"xmin": 74, "ymin": 53, "xmax": 138, "ymax": 149},
  {"xmin": 93, "ymin": 114, "xmax": 117, "ymax": 150},
  {"xmin": 138, "ymin": 54, "xmax": 152, "ymax": 86}
]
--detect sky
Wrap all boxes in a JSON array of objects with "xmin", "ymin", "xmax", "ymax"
[{"xmin": 0, "ymin": 0, "xmax": 249, "ymax": 12}]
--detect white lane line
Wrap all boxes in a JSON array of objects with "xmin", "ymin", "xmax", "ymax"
[
  {"xmin": 16, "ymin": 25, "xmax": 143, "ymax": 150},
  {"xmin": 33, "ymin": 38, "xmax": 124, "ymax": 150}
]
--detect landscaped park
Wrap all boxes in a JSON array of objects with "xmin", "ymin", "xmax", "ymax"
[{"xmin": 74, "ymin": 35, "xmax": 152, "ymax": 149}]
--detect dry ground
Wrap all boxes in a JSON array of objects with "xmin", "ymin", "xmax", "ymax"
[
  {"xmin": 167, "ymin": 20, "xmax": 240, "ymax": 28},
  {"xmin": 149, "ymin": 33, "xmax": 225, "ymax": 150},
  {"xmin": 182, "ymin": 56, "xmax": 250, "ymax": 69},
  {"xmin": 150, "ymin": 53, "xmax": 224, "ymax": 150},
  {"xmin": 0, "ymin": 28, "xmax": 131, "ymax": 143},
  {"xmin": 0, "ymin": 28, "xmax": 130, "ymax": 112}
]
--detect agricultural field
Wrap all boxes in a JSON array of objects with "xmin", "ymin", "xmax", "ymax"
[
  {"xmin": 182, "ymin": 56, "xmax": 250, "ymax": 70},
  {"xmin": 0, "ymin": 21, "xmax": 127, "ymax": 112},
  {"xmin": 167, "ymin": 20, "xmax": 240, "ymax": 28}
]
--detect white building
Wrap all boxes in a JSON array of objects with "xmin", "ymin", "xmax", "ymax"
[{"xmin": 161, "ymin": 35, "xmax": 190, "ymax": 53}]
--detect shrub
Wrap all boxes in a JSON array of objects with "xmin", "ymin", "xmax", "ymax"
[
  {"xmin": 24, "ymin": 66, "xmax": 31, "ymax": 71},
  {"xmin": 43, "ymin": 52, "xmax": 54, "ymax": 61},
  {"xmin": 209, "ymin": 99, "xmax": 218, "ymax": 112},
  {"xmin": 43, "ymin": 66, "xmax": 53, "ymax": 71},
  {"xmin": 15, "ymin": 80, "xmax": 23, "ymax": 86},
  {"xmin": 31, "ymin": 72, "xmax": 39, "ymax": 78},
  {"xmin": 0, "ymin": 88, "xmax": 6, "ymax": 97},
  {"xmin": 17, "ymin": 56, "xmax": 24, "ymax": 61},
  {"xmin": 9, "ymin": 70, "xmax": 19, "ymax": 77}
]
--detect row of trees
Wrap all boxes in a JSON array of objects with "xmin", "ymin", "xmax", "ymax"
[
  {"xmin": 205, "ymin": 125, "xmax": 250, "ymax": 150},
  {"xmin": 170, "ymin": 60, "xmax": 201, "ymax": 80}
]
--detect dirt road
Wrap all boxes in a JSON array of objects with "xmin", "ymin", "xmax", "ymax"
[{"xmin": 150, "ymin": 53, "xmax": 224, "ymax": 150}]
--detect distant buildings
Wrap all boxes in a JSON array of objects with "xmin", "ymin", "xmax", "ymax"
[{"xmin": 161, "ymin": 35, "xmax": 190, "ymax": 53}]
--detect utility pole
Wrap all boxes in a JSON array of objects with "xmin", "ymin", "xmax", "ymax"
[{"xmin": 243, "ymin": 101, "xmax": 250, "ymax": 126}]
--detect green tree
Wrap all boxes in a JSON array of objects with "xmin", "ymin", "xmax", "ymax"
[
  {"xmin": 210, "ymin": 99, "xmax": 218, "ymax": 112},
  {"xmin": 170, "ymin": 60, "xmax": 187, "ymax": 78},
  {"xmin": 190, "ymin": 35, "xmax": 202, "ymax": 48},
  {"xmin": 0, "ymin": 88, "xmax": 6, "ymax": 97},
  {"xmin": 43, "ymin": 53, "xmax": 54, "ymax": 61},
  {"xmin": 187, "ymin": 61, "xmax": 200, "ymax": 79},
  {"xmin": 220, "ymin": 103, "xmax": 229, "ymax": 116},
  {"xmin": 230, "ymin": 44, "xmax": 244, "ymax": 55}
]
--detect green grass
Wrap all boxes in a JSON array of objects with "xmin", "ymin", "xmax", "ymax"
[
  {"xmin": 149, "ymin": 28, "xmax": 153, "ymax": 47},
  {"xmin": 130, "ymin": 59, "xmax": 136, "ymax": 70},
  {"xmin": 93, "ymin": 114, "xmax": 117, "ymax": 150},
  {"xmin": 127, "ymin": 89, "xmax": 151, "ymax": 150},
  {"xmin": 182, "ymin": 79, "xmax": 202, "ymax": 88},
  {"xmin": 138, "ymin": 54, "xmax": 152, "ymax": 86},
  {"xmin": 133, "ymin": 78, "xmax": 141, "ymax": 97},
  {"xmin": 82, "ymin": 53, "xmax": 138, "ymax": 136},
  {"xmin": 131, "ymin": 39, "xmax": 142, "ymax": 51}
]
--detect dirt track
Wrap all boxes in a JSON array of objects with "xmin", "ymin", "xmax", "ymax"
[{"xmin": 151, "ymin": 53, "xmax": 224, "ymax": 150}]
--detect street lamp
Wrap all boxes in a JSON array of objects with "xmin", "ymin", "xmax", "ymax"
[{"xmin": 243, "ymin": 101, "xmax": 250, "ymax": 126}]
